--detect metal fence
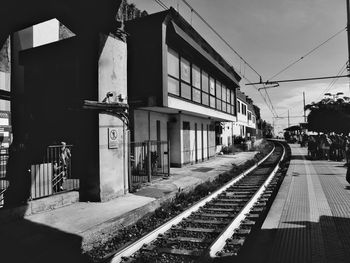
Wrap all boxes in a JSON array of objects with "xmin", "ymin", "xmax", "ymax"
[
  {"xmin": 30, "ymin": 144, "xmax": 79, "ymax": 199},
  {"xmin": 0, "ymin": 148, "xmax": 9, "ymax": 207},
  {"xmin": 129, "ymin": 140, "xmax": 170, "ymax": 188}
]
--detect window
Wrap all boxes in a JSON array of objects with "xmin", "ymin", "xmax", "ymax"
[
  {"xmin": 226, "ymin": 88, "xmax": 230, "ymax": 104},
  {"xmin": 248, "ymin": 112, "xmax": 252, "ymax": 120},
  {"xmin": 242, "ymin": 104, "xmax": 247, "ymax": 115},
  {"xmin": 231, "ymin": 90, "xmax": 235, "ymax": 105},
  {"xmin": 202, "ymin": 92, "xmax": 209, "ymax": 105},
  {"xmin": 202, "ymin": 71, "xmax": 209, "ymax": 93},
  {"xmin": 168, "ymin": 76, "xmax": 179, "ymax": 96},
  {"xmin": 210, "ymin": 95, "xmax": 215, "ymax": 108},
  {"xmin": 222, "ymin": 86, "xmax": 226, "ymax": 102},
  {"xmin": 192, "ymin": 88, "xmax": 201, "ymax": 103},
  {"xmin": 168, "ymin": 48, "xmax": 179, "ymax": 78},
  {"xmin": 237, "ymin": 101, "xmax": 241, "ymax": 113},
  {"xmin": 180, "ymin": 57, "xmax": 191, "ymax": 83},
  {"xmin": 216, "ymin": 98, "xmax": 221, "ymax": 110},
  {"xmin": 222, "ymin": 102, "xmax": 227, "ymax": 112},
  {"xmin": 216, "ymin": 81, "xmax": 221, "ymax": 99},
  {"xmin": 181, "ymin": 82, "xmax": 191, "ymax": 100},
  {"xmin": 209, "ymin": 77, "xmax": 215, "ymax": 95},
  {"xmin": 166, "ymin": 47, "xmax": 236, "ymax": 114},
  {"xmin": 192, "ymin": 64, "xmax": 201, "ymax": 89},
  {"xmin": 252, "ymin": 116, "xmax": 256, "ymax": 123}
]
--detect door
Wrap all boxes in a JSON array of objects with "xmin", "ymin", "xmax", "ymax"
[{"xmin": 183, "ymin": 121, "xmax": 190, "ymax": 164}]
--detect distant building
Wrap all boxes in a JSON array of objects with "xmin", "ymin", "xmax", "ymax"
[
  {"xmin": 232, "ymin": 89, "xmax": 257, "ymax": 139},
  {"xmin": 126, "ymin": 8, "xmax": 240, "ymax": 166}
]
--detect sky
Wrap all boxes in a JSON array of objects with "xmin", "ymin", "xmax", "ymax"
[{"xmin": 130, "ymin": 0, "xmax": 349, "ymax": 134}]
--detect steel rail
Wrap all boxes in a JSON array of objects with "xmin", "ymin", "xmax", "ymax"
[
  {"xmin": 208, "ymin": 142, "xmax": 285, "ymax": 258},
  {"xmin": 109, "ymin": 144, "xmax": 276, "ymax": 263}
]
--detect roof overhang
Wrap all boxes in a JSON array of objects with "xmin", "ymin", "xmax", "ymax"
[{"xmin": 167, "ymin": 20, "xmax": 240, "ymax": 87}]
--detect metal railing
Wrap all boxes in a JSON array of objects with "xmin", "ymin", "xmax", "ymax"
[
  {"xmin": 129, "ymin": 141, "xmax": 170, "ymax": 188},
  {"xmin": 30, "ymin": 144, "xmax": 79, "ymax": 200},
  {"xmin": 0, "ymin": 148, "xmax": 9, "ymax": 207}
]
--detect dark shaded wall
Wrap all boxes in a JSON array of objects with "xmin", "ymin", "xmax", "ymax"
[
  {"xmin": 6, "ymin": 36, "xmax": 101, "ymax": 204},
  {"xmin": 126, "ymin": 17, "xmax": 164, "ymax": 108}
]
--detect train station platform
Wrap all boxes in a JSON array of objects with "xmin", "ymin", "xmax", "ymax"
[
  {"xmin": 0, "ymin": 150, "xmax": 258, "ymax": 263},
  {"xmin": 240, "ymin": 144, "xmax": 350, "ymax": 263}
]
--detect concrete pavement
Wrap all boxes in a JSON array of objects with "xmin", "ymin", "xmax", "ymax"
[
  {"xmin": 238, "ymin": 144, "xmax": 350, "ymax": 263},
  {"xmin": 0, "ymin": 150, "xmax": 258, "ymax": 263}
]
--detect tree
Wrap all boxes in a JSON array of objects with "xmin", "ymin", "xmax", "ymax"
[{"xmin": 305, "ymin": 95, "xmax": 350, "ymax": 133}]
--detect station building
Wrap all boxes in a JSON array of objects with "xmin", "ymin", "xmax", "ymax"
[{"xmin": 126, "ymin": 8, "xmax": 241, "ymax": 167}]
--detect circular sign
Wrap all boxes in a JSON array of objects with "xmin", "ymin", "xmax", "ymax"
[{"xmin": 110, "ymin": 129, "xmax": 118, "ymax": 140}]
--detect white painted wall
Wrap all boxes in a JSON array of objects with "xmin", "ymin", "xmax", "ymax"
[
  {"xmin": 0, "ymin": 72, "xmax": 10, "ymax": 93},
  {"xmin": 98, "ymin": 34, "xmax": 128, "ymax": 201},
  {"xmin": 237, "ymin": 99, "xmax": 248, "ymax": 124},
  {"xmin": 221, "ymin": 122, "xmax": 233, "ymax": 146},
  {"xmin": 180, "ymin": 114, "xmax": 214, "ymax": 165},
  {"xmin": 168, "ymin": 96, "xmax": 236, "ymax": 122},
  {"xmin": 133, "ymin": 110, "xmax": 169, "ymax": 142},
  {"xmin": 33, "ymin": 19, "xmax": 59, "ymax": 48}
]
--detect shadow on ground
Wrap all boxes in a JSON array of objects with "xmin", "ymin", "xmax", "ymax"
[
  {"xmin": 216, "ymin": 216, "xmax": 350, "ymax": 263},
  {"xmin": 0, "ymin": 206, "xmax": 92, "ymax": 263}
]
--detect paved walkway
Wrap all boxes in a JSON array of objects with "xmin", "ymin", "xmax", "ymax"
[
  {"xmin": 240, "ymin": 144, "xmax": 350, "ymax": 263},
  {"xmin": 0, "ymin": 150, "xmax": 258, "ymax": 263}
]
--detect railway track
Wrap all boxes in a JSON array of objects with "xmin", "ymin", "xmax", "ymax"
[{"xmin": 108, "ymin": 141, "xmax": 286, "ymax": 263}]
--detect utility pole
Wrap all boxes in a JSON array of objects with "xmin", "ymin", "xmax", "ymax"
[
  {"xmin": 347, "ymin": 0, "xmax": 350, "ymax": 94},
  {"xmin": 288, "ymin": 109, "xmax": 290, "ymax": 127},
  {"xmin": 303, "ymin": 92, "xmax": 306, "ymax": 122}
]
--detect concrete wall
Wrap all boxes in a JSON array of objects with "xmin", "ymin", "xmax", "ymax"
[
  {"xmin": 168, "ymin": 96, "xmax": 236, "ymax": 122},
  {"xmin": 168, "ymin": 114, "xmax": 181, "ymax": 166},
  {"xmin": 133, "ymin": 110, "xmax": 215, "ymax": 167},
  {"xmin": 221, "ymin": 122, "xmax": 233, "ymax": 146},
  {"xmin": 98, "ymin": 34, "xmax": 128, "ymax": 201},
  {"xmin": 133, "ymin": 110, "xmax": 169, "ymax": 142}
]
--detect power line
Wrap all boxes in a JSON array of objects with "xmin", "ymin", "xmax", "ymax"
[
  {"xmin": 154, "ymin": 0, "xmax": 168, "ymax": 10},
  {"xmin": 268, "ymin": 27, "xmax": 346, "ymax": 81},
  {"xmin": 317, "ymin": 61, "xmax": 348, "ymax": 100},
  {"xmin": 263, "ymin": 88, "xmax": 278, "ymax": 117},
  {"xmin": 156, "ymin": 0, "xmax": 278, "ymax": 119},
  {"xmin": 180, "ymin": 0, "xmax": 262, "ymax": 80},
  {"xmin": 242, "ymin": 75, "xmax": 278, "ymax": 118}
]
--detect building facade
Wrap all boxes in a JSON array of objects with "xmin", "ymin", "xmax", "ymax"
[
  {"xmin": 126, "ymin": 8, "xmax": 240, "ymax": 167},
  {"xmin": 232, "ymin": 89, "xmax": 257, "ymax": 139}
]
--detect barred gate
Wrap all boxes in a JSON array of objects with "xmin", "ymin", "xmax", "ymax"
[
  {"xmin": 0, "ymin": 148, "xmax": 9, "ymax": 207},
  {"xmin": 0, "ymin": 144, "xmax": 79, "ymax": 207},
  {"xmin": 129, "ymin": 140, "xmax": 170, "ymax": 188},
  {"xmin": 30, "ymin": 144, "xmax": 79, "ymax": 199}
]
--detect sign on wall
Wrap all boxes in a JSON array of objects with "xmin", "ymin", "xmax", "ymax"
[{"xmin": 108, "ymin": 127, "xmax": 119, "ymax": 149}]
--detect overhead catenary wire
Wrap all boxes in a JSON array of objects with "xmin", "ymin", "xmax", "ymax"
[
  {"xmin": 154, "ymin": 0, "xmax": 168, "ymax": 10},
  {"xmin": 242, "ymin": 75, "xmax": 278, "ymax": 118},
  {"xmin": 263, "ymin": 88, "xmax": 278, "ymax": 117},
  {"xmin": 155, "ymin": 0, "xmax": 278, "ymax": 121},
  {"xmin": 180, "ymin": 0, "xmax": 262, "ymax": 80},
  {"xmin": 267, "ymin": 27, "xmax": 347, "ymax": 81},
  {"xmin": 316, "ymin": 61, "xmax": 348, "ymax": 100}
]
